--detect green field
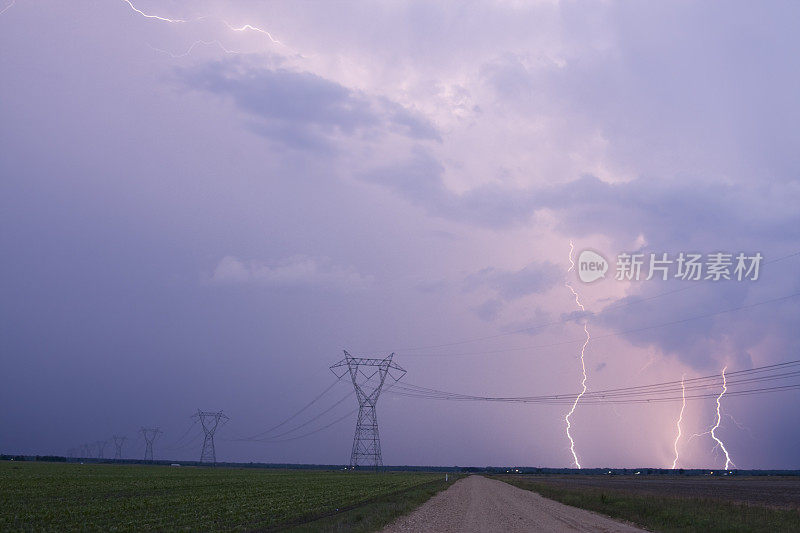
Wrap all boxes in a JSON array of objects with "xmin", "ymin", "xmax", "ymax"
[
  {"xmin": 495, "ymin": 475, "xmax": 800, "ymax": 533},
  {"xmin": 0, "ymin": 461, "xmax": 452, "ymax": 531}
]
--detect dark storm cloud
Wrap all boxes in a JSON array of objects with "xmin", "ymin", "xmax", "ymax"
[
  {"xmin": 380, "ymin": 98, "xmax": 442, "ymax": 141},
  {"xmin": 473, "ymin": 298, "xmax": 503, "ymax": 322},
  {"xmin": 465, "ymin": 261, "xmax": 561, "ymax": 301},
  {"xmin": 361, "ymin": 148, "xmax": 537, "ymax": 228},
  {"xmin": 361, "ymin": 148, "xmax": 800, "ymax": 369},
  {"xmin": 541, "ymin": 175, "xmax": 800, "ymax": 370},
  {"xmin": 361, "ymin": 145, "xmax": 800, "ymax": 251},
  {"xmin": 591, "ymin": 263, "xmax": 800, "ymax": 371},
  {"xmin": 4, "ymin": 0, "xmax": 800, "ymax": 469},
  {"xmin": 179, "ymin": 59, "xmax": 440, "ymax": 150},
  {"xmin": 210, "ymin": 255, "xmax": 373, "ymax": 291},
  {"xmin": 463, "ymin": 261, "xmax": 561, "ymax": 323},
  {"xmin": 538, "ymin": 175, "xmax": 800, "ymax": 248},
  {"xmin": 477, "ymin": 2, "xmax": 800, "ymax": 183},
  {"xmin": 534, "ymin": 175, "xmax": 800, "ymax": 370}
]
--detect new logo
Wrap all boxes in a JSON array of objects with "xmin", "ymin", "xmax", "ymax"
[{"xmin": 577, "ymin": 250, "xmax": 608, "ymax": 283}]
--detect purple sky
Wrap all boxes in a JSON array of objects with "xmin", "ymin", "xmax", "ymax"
[{"xmin": 1, "ymin": 0, "xmax": 799, "ymax": 469}]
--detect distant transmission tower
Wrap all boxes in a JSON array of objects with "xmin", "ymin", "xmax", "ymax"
[
  {"xmin": 193, "ymin": 410, "xmax": 229, "ymax": 465},
  {"xmin": 95, "ymin": 440, "xmax": 107, "ymax": 459},
  {"xmin": 140, "ymin": 427, "xmax": 162, "ymax": 462},
  {"xmin": 80, "ymin": 443, "xmax": 91, "ymax": 459},
  {"xmin": 113, "ymin": 435, "xmax": 127, "ymax": 460},
  {"xmin": 330, "ymin": 351, "xmax": 406, "ymax": 470}
]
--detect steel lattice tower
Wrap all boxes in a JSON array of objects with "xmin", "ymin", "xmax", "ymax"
[
  {"xmin": 330, "ymin": 351, "xmax": 406, "ymax": 470},
  {"xmin": 113, "ymin": 435, "xmax": 126, "ymax": 460},
  {"xmin": 140, "ymin": 427, "xmax": 162, "ymax": 462},
  {"xmin": 95, "ymin": 440, "xmax": 107, "ymax": 459},
  {"xmin": 193, "ymin": 410, "xmax": 229, "ymax": 465}
]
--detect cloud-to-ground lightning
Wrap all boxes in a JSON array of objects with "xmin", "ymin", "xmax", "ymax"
[
  {"xmin": 564, "ymin": 240, "xmax": 591, "ymax": 469},
  {"xmin": 670, "ymin": 374, "xmax": 687, "ymax": 469},
  {"xmin": 686, "ymin": 367, "xmax": 740, "ymax": 468},
  {"xmin": 710, "ymin": 366, "xmax": 735, "ymax": 469}
]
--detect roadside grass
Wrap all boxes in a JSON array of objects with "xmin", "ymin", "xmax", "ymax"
[
  {"xmin": 288, "ymin": 476, "xmax": 457, "ymax": 532},
  {"xmin": 495, "ymin": 475, "xmax": 800, "ymax": 533},
  {"xmin": 0, "ymin": 461, "xmax": 454, "ymax": 532}
]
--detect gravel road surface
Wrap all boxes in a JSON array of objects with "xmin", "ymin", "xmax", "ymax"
[{"xmin": 382, "ymin": 475, "xmax": 646, "ymax": 533}]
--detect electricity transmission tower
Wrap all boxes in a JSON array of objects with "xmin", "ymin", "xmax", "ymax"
[
  {"xmin": 140, "ymin": 427, "xmax": 162, "ymax": 462},
  {"xmin": 193, "ymin": 410, "xmax": 229, "ymax": 465},
  {"xmin": 113, "ymin": 435, "xmax": 126, "ymax": 460},
  {"xmin": 95, "ymin": 440, "xmax": 107, "ymax": 459},
  {"xmin": 330, "ymin": 351, "xmax": 406, "ymax": 470}
]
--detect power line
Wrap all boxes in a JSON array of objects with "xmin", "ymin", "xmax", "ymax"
[
  {"xmin": 390, "ymin": 383, "xmax": 800, "ymax": 405},
  {"xmin": 177, "ymin": 256, "xmax": 800, "ymax": 451},
  {"xmin": 165, "ymin": 428, "xmax": 205, "ymax": 452},
  {"xmin": 388, "ymin": 359, "xmax": 800, "ymax": 405},
  {"xmin": 252, "ymin": 380, "xmax": 405, "ymax": 444},
  {"xmin": 394, "ymin": 363, "xmax": 800, "ymax": 400},
  {"xmin": 394, "ymin": 360, "xmax": 800, "ymax": 399},
  {"xmin": 254, "ymin": 407, "xmax": 359, "ymax": 443},
  {"xmin": 396, "ymin": 360, "xmax": 800, "ymax": 401},
  {"xmin": 232, "ymin": 390, "xmax": 354, "ymax": 442},
  {"xmin": 163, "ymin": 419, "xmax": 198, "ymax": 449},
  {"xmin": 234, "ymin": 378, "xmax": 343, "ymax": 440}
]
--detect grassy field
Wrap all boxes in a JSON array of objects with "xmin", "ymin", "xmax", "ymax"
[
  {"xmin": 496, "ymin": 474, "xmax": 800, "ymax": 533},
  {"xmin": 0, "ymin": 461, "xmax": 453, "ymax": 531}
]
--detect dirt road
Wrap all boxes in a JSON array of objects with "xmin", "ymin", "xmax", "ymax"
[{"xmin": 382, "ymin": 475, "xmax": 646, "ymax": 533}]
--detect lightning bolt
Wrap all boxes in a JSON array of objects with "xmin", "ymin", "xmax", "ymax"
[
  {"xmin": 710, "ymin": 366, "xmax": 735, "ymax": 470},
  {"xmin": 120, "ymin": 0, "xmax": 283, "ymax": 55},
  {"xmin": 725, "ymin": 413, "xmax": 755, "ymax": 439},
  {"xmin": 637, "ymin": 353, "xmax": 657, "ymax": 374},
  {"xmin": 148, "ymin": 40, "xmax": 241, "ymax": 59},
  {"xmin": 564, "ymin": 240, "xmax": 590, "ymax": 469},
  {"xmin": 670, "ymin": 374, "xmax": 686, "ymax": 469},
  {"xmin": 0, "ymin": 0, "xmax": 15, "ymax": 16},
  {"xmin": 121, "ymin": 0, "xmax": 186, "ymax": 23},
  {"xmin": 223, "ymin": 21, "xmax": 282, "ymax": 45}
]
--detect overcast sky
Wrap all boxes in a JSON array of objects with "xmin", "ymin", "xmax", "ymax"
[{"xmin": 1, "ymin": 0, "xmax": 799, "ymax": 469}]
